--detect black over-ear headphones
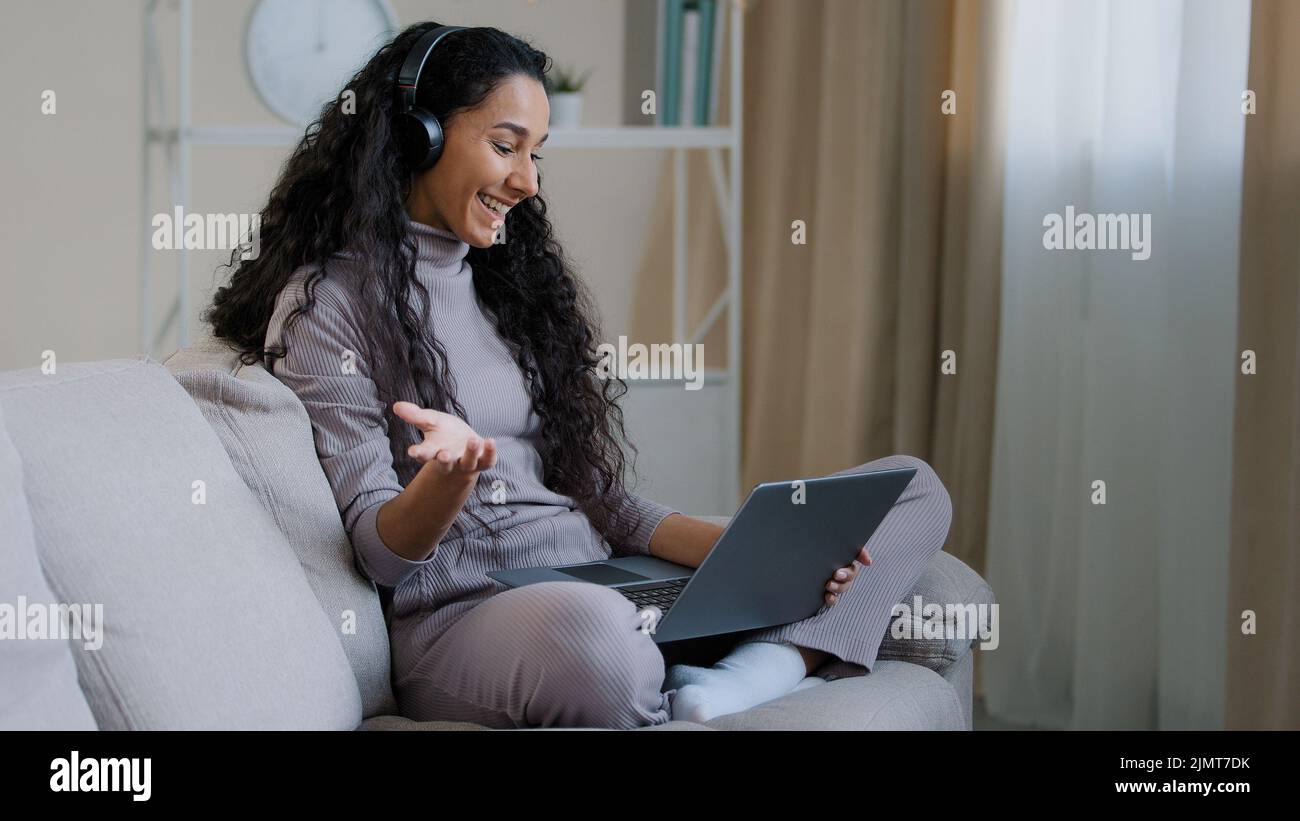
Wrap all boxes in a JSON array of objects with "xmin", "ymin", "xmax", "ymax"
[{"xmin": 394, "ymin": 25, "xmax": 470, "ymax": 172}]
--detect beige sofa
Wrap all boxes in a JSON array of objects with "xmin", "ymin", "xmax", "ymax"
[{"xmin": 0, "ymin": 339, "xmax": 994, "ymax": 730}]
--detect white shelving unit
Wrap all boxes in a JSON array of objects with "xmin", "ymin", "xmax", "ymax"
[{"xmin": 141, "ymin": 0, "xmax": 745, "ymax": 508}]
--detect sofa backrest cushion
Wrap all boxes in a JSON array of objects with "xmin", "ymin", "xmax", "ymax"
[
  {"xmin": 0, "ymin": 404, "xmax": 98, "ymax": 730},
  {"xmin": 874, "ymin": 550, "xmax": 996, "ymax": 671},
  {"xmin": 164, "ymin": 337, "xmax": 395, "ymax": 718},
  {"xmin": 0, "ymin": 357, "xmax": 361, "ymax": 729}
]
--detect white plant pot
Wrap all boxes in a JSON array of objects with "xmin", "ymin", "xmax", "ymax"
[{"xmin": 549, "ymin": 93, "xmax": 584, "ymax": 127}]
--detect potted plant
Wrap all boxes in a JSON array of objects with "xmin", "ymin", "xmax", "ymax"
[{"xmin": 548, "ymin": 64, "xmax": 593, "ymax": 127}]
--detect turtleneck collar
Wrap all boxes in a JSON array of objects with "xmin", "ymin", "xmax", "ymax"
[{"xmin": 407, "ymin": 217, "xmax": 471, "ymax": 281}]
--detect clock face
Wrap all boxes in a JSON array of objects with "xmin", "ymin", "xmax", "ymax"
[{"xmin": 246, "ymin": 0, "xmax": 398, "ymax": 125}]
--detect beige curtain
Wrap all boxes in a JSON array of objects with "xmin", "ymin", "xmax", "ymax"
[
  {"xmin": 1225, "ymin": 0, "xmax": 1300, "ymax": 731},
  {"xmin": 631, "ymin": 0, "xmax": 1006, "ymax": 582}
]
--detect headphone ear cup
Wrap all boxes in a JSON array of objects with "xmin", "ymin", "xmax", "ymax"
[{"xmin": 396, "ymin": 108, "xmax": 445, "ymax": 171}]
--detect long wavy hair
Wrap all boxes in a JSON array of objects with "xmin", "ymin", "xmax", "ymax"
[{"xmin": 205, "ymin": 22, "xmax": 642, "ymax": 551}]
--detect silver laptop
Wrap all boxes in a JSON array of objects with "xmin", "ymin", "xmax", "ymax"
[{"xmin": 486, "ymin": 466, "xmax": 916, "ymax": 644}]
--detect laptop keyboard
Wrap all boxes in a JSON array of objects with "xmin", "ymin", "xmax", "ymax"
[{"xmin": 617, "ymin": 578, "xmax": 688, "ymax": 613}]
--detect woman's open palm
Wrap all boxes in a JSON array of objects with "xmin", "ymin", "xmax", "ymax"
[{"xmin": 393, "ymin": 401, "xmax": 497, "ymax": 475}]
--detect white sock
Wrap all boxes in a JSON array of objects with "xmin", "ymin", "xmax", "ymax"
[
  {"xmin": 792, "ymin": 675, "xmax": 826, "ymax": 692},
  {"xmin": 664, "ymin": 640, "xmax": 808, "ymax": 723}
]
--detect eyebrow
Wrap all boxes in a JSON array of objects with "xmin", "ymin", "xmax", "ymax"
[{"xmin": 491, "ymin": 121, "xmax": 549, "ymax": 146}]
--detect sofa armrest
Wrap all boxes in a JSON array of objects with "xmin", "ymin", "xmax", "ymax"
[
  {"xmin": 690, "ymin": 514, "xmax": 995, "ymax": 676},
  {"xmin": 877, "ymin": 550, "xmax": 995, "ymax": 674}
]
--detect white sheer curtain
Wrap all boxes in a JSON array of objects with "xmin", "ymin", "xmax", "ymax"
[{"xmin": 983, "ymin": 0, "xmax": 1250, "ymax": 729}]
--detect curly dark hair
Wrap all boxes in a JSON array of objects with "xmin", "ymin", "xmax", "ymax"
[{"xmin": 204, "ymin": 21, "xmax": 643, "ymax": 552}]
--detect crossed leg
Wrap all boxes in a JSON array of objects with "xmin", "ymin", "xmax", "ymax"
[
  {"xmin": 394, "ymin": 580, "xmax": 672, "ymax": 729},
  {"xmin": 725, "ymin": 454, "xmax": 953, "ymax": 676}
]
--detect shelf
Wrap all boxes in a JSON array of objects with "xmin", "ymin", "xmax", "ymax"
[
  {"xmin": 545, "ymin": 126, "xmax": 735, "ymax": 149},
  {"xmin": 147, "ymin": 125, "xmax": 737, "ymax": 150},
  {"xmin": 148, "ymin": 126, "xmax": 299, "ymax": 147}
]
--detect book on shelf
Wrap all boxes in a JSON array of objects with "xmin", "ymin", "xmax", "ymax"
[
  {"xmin": 622, "ymin": 0, "xmax": 660, "ymax": 125},
  {"xmin": 694, "ymin": 0, "xmax": 716, "ymax": 126},
  {"xmin": 707, "ymin": 0, "xmax": 725, "ymax": 126},
  {"xmin": 623, "ymin": 0, "xmax": 726, "ymax": 128},
  {"xmin": 680, "ymin": 2, "xmax": 698, "ymax": 126}
]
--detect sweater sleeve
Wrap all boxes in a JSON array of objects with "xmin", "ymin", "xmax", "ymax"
[
  {"xmin": 617, "ymin": 491, "xmax": 681, "ymax": 557},
  {"xmin": 268, "ymin": 280, "xmax": 434, "ymax": 589}
]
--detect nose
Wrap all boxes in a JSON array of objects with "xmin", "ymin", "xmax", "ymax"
[{"xmin": 508, "ymin": 160, "xmax": 539, "ymax": 201}]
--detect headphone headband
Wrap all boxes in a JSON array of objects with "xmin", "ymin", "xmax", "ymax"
[{"xmin": 396, "ymin": 25, "xmax": 467, "ymax": 114}]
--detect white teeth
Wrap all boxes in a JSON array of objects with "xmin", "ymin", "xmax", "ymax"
[{"xmin": 478, "ymin": 193, "xmax": 510, "ymax": 216}]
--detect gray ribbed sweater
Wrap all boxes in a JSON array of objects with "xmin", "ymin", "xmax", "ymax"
[{"xmin": 264, "ymin": 218, "xmax": 680, "ymax": 662}]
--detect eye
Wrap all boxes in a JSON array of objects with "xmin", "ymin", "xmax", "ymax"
[{"xmin": 493, "ymin": 142, "xmax": 544, "ymax": 162}]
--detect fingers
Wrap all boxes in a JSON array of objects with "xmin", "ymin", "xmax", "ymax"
[
  {"xmin": 393, "ymin": 401, "xmax": 420, "ymax": 423},
  {"xmin": 826, "ymin": 564, "xmax": 857, "ymax": 587},
  {"xmin": 454, "ymin": 437, "xmax": 499, "ymax": 473},
  {"xmin": 479, "ymin": 437, "xmax": 498, "ymax": 470},
  {"xmin": 825, "ymin": 578, "xmax": 849, "ymax": 594},
  {"xmin": 407, "ymin": 443, "xmax": 445, "ymax": 468},
  {"xmin": 393, "ymin": 401, "xmax": 438, "ymax": 433},
  {"xmin": 408, "ymin": 442, "xmax": 455, "ymax": 471},
  {"xmin": 406, "ymin": 439, "xmax": 438, "ymax": 464},
  {"xmin": 824, "ymin": 556, "xmax": 866, "ymax": 600},
  {"xmin": 408, "ymin": 435, "xmax": 499, "ymax": 475},
  {"xmin": 859, "ymin": 545, "xmax": 872, "ymax": 565},
  {"xmin": 457, "ymin": 436, "xmax": 483, "ymax": 472},
  {"xmin": 415, "ymin": 449, "xmax": 456, "ymax": 475}
]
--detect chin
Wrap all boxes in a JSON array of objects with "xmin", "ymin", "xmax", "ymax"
[
  {"xmin": 464, "ymin": 227, "xmax": 497, "ymax": 249},
  {"xmin": 464, "ymin": 220, "xmax": 503, "ymax": 249}
]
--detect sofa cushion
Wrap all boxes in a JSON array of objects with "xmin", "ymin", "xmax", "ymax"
[
  {"xmin": 0, "ymin": 357, "xmax": 361, "ymax": 729},
  {"xmin": 356, "ymin": 715, "xmax": 716, "ymax": 731},
  {"xmin": 0, "ymin": 404, "xmax": 98, "ymax": 730},
  {"xmin": 164, "ymin": 336, "xmax": 395, "ymax": 718},
  {"xmin": 703, "ymin": 660, "xmax": 966, "ymax": 730},
  {"xmin": 875, "ymin": 551, "xmax": 996, "ymax": 672}
]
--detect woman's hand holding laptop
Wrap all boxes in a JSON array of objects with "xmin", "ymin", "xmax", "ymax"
[{"xmin": 824, "ymin": 545, "xmax": 872, "ymax": 607}]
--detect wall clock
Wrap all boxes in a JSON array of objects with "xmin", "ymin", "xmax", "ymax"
[{"xmin": 246, "ymin": 0, "xmax": 399, "ymax": 125}]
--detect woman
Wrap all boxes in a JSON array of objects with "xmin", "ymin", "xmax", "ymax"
[{"xmin": 205, "ymin": 22, "xmax": 952, "ymax": 729}]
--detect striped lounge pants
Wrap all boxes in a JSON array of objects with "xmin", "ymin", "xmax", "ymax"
[{"xmin": 395, "ymin": 454, "xmax": 952, "ymax": 729}]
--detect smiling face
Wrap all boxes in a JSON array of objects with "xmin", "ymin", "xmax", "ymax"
[{"xmin": 405, "ymin": 74, "xmax": 550, "ymax": 248}]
